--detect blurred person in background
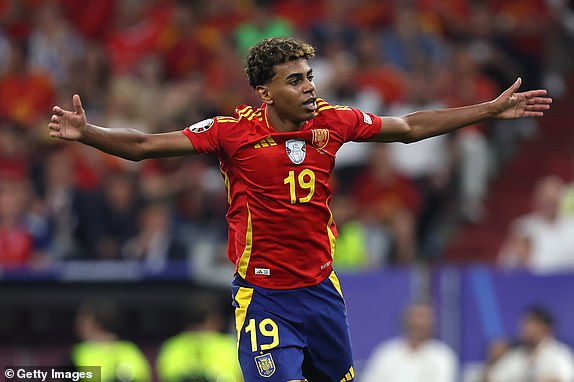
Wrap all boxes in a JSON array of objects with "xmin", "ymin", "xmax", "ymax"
[
  {"xmin": 0, "ymin": 38, "xmax": 55, "ymax": 130},
  {"xmin": 234, "ymin": 0, "xmax": 294, "ymax": 57},
  {"xmin": 0, "ymin": 179, "xmax": 39, "ymax": 268},
  {"xmin": 498, "ymin": 175, "xmax": 574, "ymax": 273},
  {"xmin": 439, "ymin": 45, "xmax": 500, "ymax": 223},
  {"xmin": 39, "ymin": 147, "xmax": 80, "ymax": 260},
  {"xmin": 73, "ymin": 170, "xmax": 141, "ymax": 260},
  {"xmin": 487, "ymin": 306, "xmax": 574, "ymax": 382},
  {"xmin": 386, "ymin": 68, "xmax": 452, "ymax": 260},
  {"xmin": 463, "ymin": 338, "xmax": 511, "ymax": 382},
  {"xmin": 49, "ymin": 35, "xmax": 551, "ymax": 381},
  {"xmin": 362, "ymin": 301, "xmax": 458, "ymax": 382},
  {"xmin": 71, "ymin": 298, "xmax": 152, "ymax": 382},
  {"xmin": 27, "ymin": 1, "xmax": 84, "ymax": 90},
  {"xmin": 380, "ymin": 1, "xmax": 448, "ymax": 75},
  {"xmin": 122, "ymin": 200, "xmax": 188, "ymax": 269},
  {"xmin": 351, "ymin": 145, "xmax": 421, "ymax": 265},
  {"xmin": 156, "ymin": 294, "xmax": 242, "ymax": 382},
  {"xmin": 560, "ymin": 152, "xmax": 574, "ymax": 215},
  {"xmin": 331, "ymin": 194, "xmax": 388, "ymax": 272}
]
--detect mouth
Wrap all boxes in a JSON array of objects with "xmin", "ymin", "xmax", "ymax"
[{"xmin": 302, "ymin": 97, "xmax": 317, "ymax": 112}]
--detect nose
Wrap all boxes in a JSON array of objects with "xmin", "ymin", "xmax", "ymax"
[{"xmin": 303, "ymin": 77, "xmax": 315, "ymax": 94}]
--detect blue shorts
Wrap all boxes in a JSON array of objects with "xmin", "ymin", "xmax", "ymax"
[{"xmin": 232, "ymin": 272, "xmax": 355, "ymax": 381}]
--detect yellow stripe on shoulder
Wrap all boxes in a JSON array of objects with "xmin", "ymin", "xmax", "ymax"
[
  {"xmin": 215, "ymin": 117, "xmax": 238, "ymax": 123},
  {"xmin": 236, "ymin": 106, "xmax": 257, "ymax": 121}
]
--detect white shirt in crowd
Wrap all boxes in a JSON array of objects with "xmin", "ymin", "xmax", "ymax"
[
  {"xmin": 361, "ymin": 337, "xmax": 458, "ymax": 382},
  {"xmin": 488, "ymin": 338, "xmax": 574, "ymax": 382},
  {"xmin": 514, "ymin": 214, "xmax": 574, "ymax": 273}
]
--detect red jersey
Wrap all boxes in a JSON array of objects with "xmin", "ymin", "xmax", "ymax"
[{"xmin": 182, "ymin": 99, "xmax": 381, "ymax": 289}]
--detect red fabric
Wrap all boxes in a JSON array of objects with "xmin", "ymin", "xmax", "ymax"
[
  {"xmin": 0, "ymin": 72, "xmax": 55, "ymax": 128},
  {"xmin": 352, "ymin": 171, "xmax": 421, "ymax": 222},
  {"xmin": 0, "ymin": 227, "xmax": 32, "ymax": 267},
  {"xmin": 181, "ymin": 100, "xmax": 381, "ymax": 289}
]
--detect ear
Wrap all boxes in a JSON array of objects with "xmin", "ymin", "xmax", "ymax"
[{"xmin": 256, "ymin": 85, "xmax": 273, "ymax": 105}]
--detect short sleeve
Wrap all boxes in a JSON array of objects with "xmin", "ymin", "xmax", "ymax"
[
  {"xmin": 338, "ymin": 107, "xmax": 382, "ymax": 142},
  {"xmin": 181, "ymin": 117, "xmax": 222, "ymax": 154}
]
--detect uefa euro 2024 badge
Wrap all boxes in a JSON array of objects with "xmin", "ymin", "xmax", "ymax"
[
  {"xmin": 255, "ymin": 353, "xmax": 276, "ymax": 377},
  {"xmin": 286, "ymin": 139, "xmax": 306, "ymax": 164},
  {"xmin": 187, "ymin": 118, "xmax": 214, "ymax": 134}
]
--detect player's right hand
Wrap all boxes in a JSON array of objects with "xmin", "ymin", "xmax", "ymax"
[{"xmin": 48, "ymin": 94, "xmax": 87, "ymax": 141}]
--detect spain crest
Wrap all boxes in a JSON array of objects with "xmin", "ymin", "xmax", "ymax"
[
  {"xmin": 254, "ymin": 353, "xmax": 276, "ymax": 377},
  {"xmin": 311, "ymin": 129, "xmax": 329, "ymax": 150},
  {"xmin": 285, "ymin": 139, "xmax": 306, "ymax": 164}
]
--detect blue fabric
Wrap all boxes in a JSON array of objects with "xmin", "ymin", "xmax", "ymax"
[{"xmin": 232, "ymin": 273, "xmax": 354, "ymax": 381}]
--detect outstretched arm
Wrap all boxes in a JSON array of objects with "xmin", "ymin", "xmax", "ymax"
[
  {"xmin": 48, "ymin": 94, "xmax": 196, "ymax": 161},
  {"xmin": 370, "ymin": 78, "xmax": 552, "ymax": 143}
]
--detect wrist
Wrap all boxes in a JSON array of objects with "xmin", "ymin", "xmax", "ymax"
[{"xmin": 485, "ymin": 100, "xmax": 500, "ymax": 118}]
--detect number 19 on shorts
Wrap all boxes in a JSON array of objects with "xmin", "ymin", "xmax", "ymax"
[{"xmin": 245, "ymin": 318, "xmax": 280, "ymax": 352}]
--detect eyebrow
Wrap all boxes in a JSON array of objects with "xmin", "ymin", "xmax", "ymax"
[{"xmin": 285, "ymin": 69, "xmax": 313, "ymax": 80}]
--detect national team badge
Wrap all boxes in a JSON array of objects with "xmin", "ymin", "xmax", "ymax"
[
  {"xmin": 311, "ymin": 129, "xmax": 329, "ymax": 150},
  {"xmin": 187, "ymin": 118, "xmax": 214, "ymax": 133},
  {"xmin": 254, "ymin": 353, "xmax": 276, "ymax": 377},
  {"xmin": 285, "ymin": 139, "xmax": 306, "ymax": 164}
]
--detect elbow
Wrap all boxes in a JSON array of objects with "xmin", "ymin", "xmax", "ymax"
[{"xmin": 397, "ymin": 122, "xmax": 417, "ymax": 144}]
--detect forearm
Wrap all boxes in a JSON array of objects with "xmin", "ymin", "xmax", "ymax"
[
  {"xmin": 79, "ymin": 124, "xmax": 148, "ymax": 161},
  {"xmin": 403, "ymin": 101, "xmax": 496, "ymax": 142}
]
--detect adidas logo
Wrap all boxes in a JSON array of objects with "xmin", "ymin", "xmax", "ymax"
[{"xmin": 254, "ymin": 136, "xmax": 277, "ymax": 148}]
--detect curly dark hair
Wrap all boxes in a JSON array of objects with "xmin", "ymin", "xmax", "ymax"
[{"xmin": 245, "ymin": 37, "xmax": 315, "ymax": 88}]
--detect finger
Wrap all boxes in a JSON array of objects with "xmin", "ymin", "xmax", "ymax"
[
  {"xmin": 51, "ymin": 115, "xmax": 59, "ymax": 123},
  {"xmin": 525, "ymin": 104, "xmax": 551, "ymax": 111},
  {"xmin": 73, "ymin": 94, "xmax": 84, "ymax": 115},
  {"xmin": 523, "ymin": 111, "xmax": 545, "ymax": 118},
  {"xmin": 48, "ymin": 122, "xmax": 60, "ymax": 130},
  {"xmin": 526, "ymin": 97, "xmax": 553, "ymax": 105},
  {"xmin": 520, "ymin": 89, "xmax": 548, "ymax": 98},
  {"xmin": 52, "ymin": 106, "xmax": 65, "ymax": 116},
  {"xmin": 507, "ymin": 77, "xmax": 522, "ymax": 94}
]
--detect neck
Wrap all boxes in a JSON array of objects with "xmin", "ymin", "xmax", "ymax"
[{"xmin": 266, "ymin": 105, "xmax": 305, "ymax": 132}]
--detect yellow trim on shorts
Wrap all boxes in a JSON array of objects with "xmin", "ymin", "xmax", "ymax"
[
  {"xmin": 234, "ymin": 286, "xmax": 254, "ymax": 348},
  {"xmin": 329, "ymin": 271, "xmax": 344, "ymax": 298}
]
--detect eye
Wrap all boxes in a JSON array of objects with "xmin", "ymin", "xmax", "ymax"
[
  {"xmin": 307, "ymin": 75, "xmax": 314, "ymax": 81},
  {"xmin": 290, "ymin": 79, "xmax": 301, "ymax": 86}
]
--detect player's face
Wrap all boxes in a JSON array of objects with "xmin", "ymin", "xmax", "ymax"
[{"xmin": 261, "ymin": 58, "xmax": 317, "ymax": 127}]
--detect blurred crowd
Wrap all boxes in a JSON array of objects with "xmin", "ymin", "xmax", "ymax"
[{"xmin": 1, "ymin": 0, "xmax": 574, "ymax": 274}]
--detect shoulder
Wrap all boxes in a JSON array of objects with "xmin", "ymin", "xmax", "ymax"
[
  {"xmin": 371, "ymin": 337, "xmax": 406, "ymax": 355},
  {"xmin": 234, "ymin": 104, "xmax": 264, "ymax": 123},
  {"xmin": 425, "ymin": 339, "xmax": 457, "ymax": 359},
  {"xmin": 541, "ymin": 339, "xmax": 574, "ymax": 358}
]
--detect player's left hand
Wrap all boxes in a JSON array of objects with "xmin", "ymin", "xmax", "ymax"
[{"xmin": 491, "ymin": 77, "xmax": 552, "ymax": 119}]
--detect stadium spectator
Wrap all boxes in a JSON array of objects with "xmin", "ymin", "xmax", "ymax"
[
  {"xmin": 386, "ymin": 68, "xmax": 452, "ymax": 259},
  {"xmin": 380, "ymin": 2, "xmax": 448, "ymax": 74},
  {"xmin": 438, "ymin": 45, "xmax": 500, "ymax": 222},
  {"xmin": 352, "ymin": 145, "xmax": 421, "ymax": 265},
  {"xmin": 331, "ymin": 194, "xmax": 388, "ymax": 272},
  {"xmin": 0, "ymin": 179, "xmax": 35, "ymax": 268},
  {"xmin": 499, "ymin": 175, "xmax": 574, "ymax": 273},
  {"xmin": 487, "ymin": 306, "xmax": 574, "ymax": 382},
  {"xmin": 27, "ymin": 1, "xmax": 84, "ymax": 87},
  {"xmin": 362, "ymin": 301, "xmax": 458, "ymax": 382},
  {"xmin": 39, "ymin": 148, "xmax": 80, "ymax": 260},
  {"xmin": 156, "ymin": 294, "xmax": 242, "ymax": 382},
  {"xmin": 0, "ymin": 38, "xmax": 56, "ymax": 129},
  {"xmin": 71, "ymin": 299, "xmax": 152, "ymax": 382},
  {"xmin": 122, "ymin": 200, "xmax": 188, "ymax": 268},
  {"xmin": 462, "ymin": 338, "xmax": 511, "ymax": 382},
  {"xmin": 234, "ymin": 0, "xmax": 294, "ymax": 57}
]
